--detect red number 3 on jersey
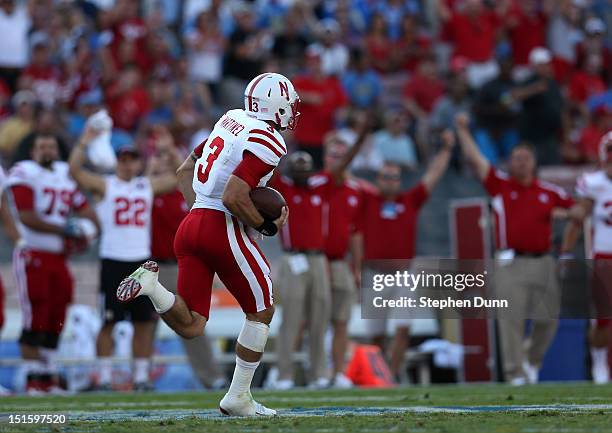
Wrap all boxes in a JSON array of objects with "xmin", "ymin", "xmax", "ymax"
[{"xmin": 197, "ymin": 137, "xmax": 225, "ymax": 184}]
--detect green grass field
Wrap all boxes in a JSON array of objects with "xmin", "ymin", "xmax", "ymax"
[{"xmin": 2, "ymin": 383, "xmax": 612, "ymax": 432}]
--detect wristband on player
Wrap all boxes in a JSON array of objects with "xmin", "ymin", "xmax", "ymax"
[{"xmin": 256, "ymin": 220, "xmax": 278, "ymax": 237}]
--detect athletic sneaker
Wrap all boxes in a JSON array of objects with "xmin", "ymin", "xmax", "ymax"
[
  {"xmin": 522, "ymin": 361, "xmax": 539, "ymax": 384},
  {"xmin": 332, "ymin": 373, "xmax": 353, "ymax": 389},
  {"xmin": 308, "ymin": 377, "xmax": 330, "ymax": 389},
  {"xmin": 117, "ymin": 261, "xmax": 159, "ymax": 302},
  {"xmin": 210, "ymin": 378, "xmax": 229, "ymax": 391},
  {"xmin": 219, "ymin": 392, "xmax": 277, "ymax": 416},
  {"xmin": 268, "ymin": 379, "xmax": 294, "ymax": 391},
  {"xmin": 592, "ymin": 362, "xmax": 610, "ymax": 384},
  {"xmin": 133, "ymin": 381, "xmax": 155, "ymax": 392}
]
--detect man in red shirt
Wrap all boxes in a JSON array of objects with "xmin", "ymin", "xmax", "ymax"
[
  {"xmin": 308, "ymin": 129, "xmax": 368, "ymax": 388},
  {"xmin": 292, "ymin": 49, "xmax": 348, "ymax": 169},
  {"xmin": 271, "ymin": 152, "xmax": 330, "ymax": 389},
  {"xmin": 106, "ymin": 65, "xmax": 151, "ymax": 132},
  {"xmin": 19, "ymin": 36, "xmax": 62, "ymax": 107},
  {"xmin": 359, "ymin": 131, "xmax": 455, "ymax": 378},
  {"xmin": 440, "ymin": 0, "xmax": 509, "ymax": 87},
  {"xmin": 568, "ymin": 53, "xmax": 606, "ymax": 108},
  {"xmin": 402, "ymin": 55, "xmax": 445, "ymax": 119},
  {"xmin": 456, "ymin": 113, "xmax": 574, "ymax": 384},
  {"xmin": 505, "ymin": 0, "xmax": 550, "ymax": 70},
  {"xmin": 576, "ymin": 106, "xmax": 611, "ymax": 163}
]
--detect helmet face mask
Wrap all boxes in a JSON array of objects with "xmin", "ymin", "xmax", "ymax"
[
  {"xmin": 286, "ymin": 97, "xmax": 300, "ymax": 131},
  {"xmin": 244, "ymin": 73, "xmax": 300, "ymax": 130}
]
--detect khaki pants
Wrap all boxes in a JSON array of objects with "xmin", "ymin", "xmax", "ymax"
[
  {"xmin": 330, "ymin": 260, "xmax": 356, "ymax": 324},
  {"xmin": 158, "ymin": 262, "xmax": 224, "ymax": 388},
  {"xmin": 276, "ymin": 253, "xmax": 331, "ymax": 382},
  {"xmin": 495, "ymin": 255, "xmax": 560, "ymax": 381}
]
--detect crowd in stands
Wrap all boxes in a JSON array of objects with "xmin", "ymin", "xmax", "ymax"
[{"xmin": 0, "ymin": 0, "xmax": 609, "ymax": 172}]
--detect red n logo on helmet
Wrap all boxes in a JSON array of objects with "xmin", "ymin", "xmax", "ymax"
[{"xmin": 279, "ymin": 81, "xmax": 289, "ymax": 101}]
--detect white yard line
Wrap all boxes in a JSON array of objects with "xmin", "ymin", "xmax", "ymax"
[{"xmin": 3, "ymin": 404, "xmax": 612, "ymax": 422}]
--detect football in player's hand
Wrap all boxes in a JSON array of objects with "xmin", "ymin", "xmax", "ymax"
[{"xmin": 250, "ymin": 187, "xmax": 286, "ymax": 220}]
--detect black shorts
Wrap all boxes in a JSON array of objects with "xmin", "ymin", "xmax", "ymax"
[{"xmin": 100, "ymin": 259, "xmax": 157, "ymax": 324}]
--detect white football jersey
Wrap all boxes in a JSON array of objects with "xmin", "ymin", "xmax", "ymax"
[
  {"xmin": 576, "ymin": 170, "xmax": 612, "ymax": 255},
  {"xmin": 7, "ymin": 160, "xmax": 86, "ymax": 253},
  {"xmin": 192, "ymin": 109, "xmax": 287, "ymax": 213},
  {"xmin": 96, "ymin": 175, "xmax": 153, "ymax": 261}
]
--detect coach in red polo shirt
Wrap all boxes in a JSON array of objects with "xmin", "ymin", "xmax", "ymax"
[
  {"xmin": 308, "ymin": 129, "xmax": 368, "ymax": 388},
  {"xmin": 359, "ymin": 131, "xmax": 455, "ymax": 378},
  {"xmin": 271, "ymin": 152, "xmax": 331, "ymax": 389},
  {"xmin": 455, "ymin": 113, "xmax": 574, "ymax": 385}
]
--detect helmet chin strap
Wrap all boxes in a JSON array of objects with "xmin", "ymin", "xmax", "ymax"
[{"xmin": 264, "ymin": 120, "xmax": 281, "ymax": 131}]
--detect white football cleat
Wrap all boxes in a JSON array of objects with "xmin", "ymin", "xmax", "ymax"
[
  {"xmin": 219, "ymin": 392, "xmax": 277, "ymax": 417},
  {"xmin": 592, "ymin": 362, "xmax": 610, "ymax": 384},
  {"xmin": 116, "ymin": 261, "xmax": 159, "ymax": 302},
  {"xmin": 522, "ymin": 361, "xmax": 539, "ymax": 384}
]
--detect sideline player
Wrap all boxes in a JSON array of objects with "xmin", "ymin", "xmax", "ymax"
[
  {"xmin": 562, "ymin": 131, "xmax": 612, "ymax": 384},
  {"xmin": 8, "ymin": 134, "xmax": 98, "ymax": 393},
  {"xmin": 68, "ymin": 131, "xmax": 179, "ymax": 391},
  {"xmin": 117, "ymin": 73, "xmax": 297, "ymax": 415}
]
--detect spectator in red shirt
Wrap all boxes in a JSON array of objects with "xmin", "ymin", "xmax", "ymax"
[
  {"xmin": 402, "ymin": 55, "xmax": 445, "ymax": 120},
  {"xmin": 359, "ymin": 131, "xmax": 455, "ymax": 379},
  {"xmin": 62, "ymin": 35, "xmax": 102, "ymax": 109},
  {"xmin": 363, "ymin": 13, "xmax": 394, "ymax": 74},
  {"xmin": 439, "ymin": 0, "xmax": 508, "ymax": 88},
  {"xmin": 106, "ymin": 65, "xmax": 151, "ymax": 132},
  {"xmin": 103, "ymin": 0, "xmax": 149, "ymax": 75},
  {"xmin": 576, "ymin": 106, "xmax": 612, "ymax": 163},
  {"xmin": 292, "ymin": 48, "xmax": 348, "ymax": 169},
  {"xmin": 395, "ymin": 14, "xmax": 432, "ymax": 73},
  {"xmin": 568, "ymin": 53, "xmax": 606, "ymax": 110},
  {"xmin": 19, "ymin": 35, "xmax": 62, "ymax": 108},
  {"xmin": 505, "ymin": 0, "xmax": 550, "ymax": 75},
  {"xmin": 456, "ymin": 112, "xmax": 574, "ymax": 384}
]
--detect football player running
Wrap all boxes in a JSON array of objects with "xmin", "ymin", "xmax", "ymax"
[
  {"xmin": 118, "ymin": 73, "xmax": 297, "ymax": 415},
  {"xmin": 562, "ymin": 131, "xmax": 612, "ymax": 384}
]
